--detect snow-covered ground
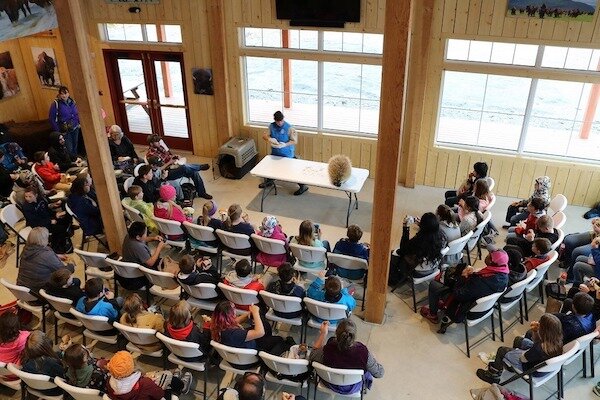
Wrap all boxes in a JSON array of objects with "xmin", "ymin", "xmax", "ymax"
[{"xmin": 0, "ymin": 3, "xmax": 57, "ymax": 42}]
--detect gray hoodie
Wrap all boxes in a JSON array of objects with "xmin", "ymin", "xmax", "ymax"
[{"xmin": 17, "ymin": 244, "xmax": 74, "ymax": 292}]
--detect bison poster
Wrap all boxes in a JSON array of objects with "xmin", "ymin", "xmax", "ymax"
[
  {"xmin": 0, "ymin": 51, "xmax": 20, "ymax": 100},
  {"xmin": 0, "ymin": 1, "xmax": 58, "ymax": 42},
  {"xmin": 192, "ymin": 68, "xmax": 214, "ymax": 95},
  {"xmin": 31, "ymin": 47, "xmax": 60, "ymax": 88},
  {"xmin": 507, "ymin": 0, "xmax": 598, "ymax": 21}
]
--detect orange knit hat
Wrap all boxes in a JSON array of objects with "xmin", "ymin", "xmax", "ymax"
[{"xmin": 107, "ymin": 351, "xmax": 135, "ymax": 378}]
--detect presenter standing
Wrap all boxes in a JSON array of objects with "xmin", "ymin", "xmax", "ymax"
[{"xmin": 259, "ymin": 111, "xmax": 308, "ymax": 196}]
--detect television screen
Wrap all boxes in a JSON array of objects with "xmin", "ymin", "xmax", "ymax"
[{"xmin": 275, "ymin": 0, "xmax": 361, "ymax": 23}]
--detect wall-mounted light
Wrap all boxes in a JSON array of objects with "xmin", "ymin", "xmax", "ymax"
[{"xmin": 128, "ymin": 6, "xmax": 141, "ymax": 14}]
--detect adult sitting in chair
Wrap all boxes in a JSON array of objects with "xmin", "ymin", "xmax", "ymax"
[
  {"xmin": 108, "ymin": 125, "xmax": 139, "ymax": 175},
  {"xmin": 17, "ymin": 227, "xmax": 75, "ymax": 294},
  {"xmin": 309, "ymin": 318, "xmax": 384, "ymax": 396},
  {"xmin": 444, "ymin": 162, "xmax": 488, "ymax": 207},
  {"xmin": 48, "ymin": 132, "xmax": 86, "ymax": 175}
]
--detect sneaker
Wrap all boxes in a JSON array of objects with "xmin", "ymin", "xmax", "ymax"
[
  {"xmin": 293, "ymin": 185, "xmax": 308, "ymax": 196},
  {"xmin": 419, "ymin": 306, "xmax": 439, "ymax": 324},
  {"xmin": 199, "ymin": 164, "xmax": 210, "ymax": 171},
  {"xmin": 180, "ymin": 371, "xmax": 193, "ymax": 394},
  {"xmin": 501, "ymin": 224, "xmax": 510, "ymax": 229},
  {"xmin": 476, "ymin": 368, "xmax": 501, "ymax": 384},
  {"xmin": 199, "ymin": 193, "xmax": 213, "ymax": 200},
  {"xmin": 437, "ymin": 316, "xmax": 452, "ymax": 334}
]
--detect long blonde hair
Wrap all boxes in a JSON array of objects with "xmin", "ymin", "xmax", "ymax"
[
  {"xmin": 225, "ymin": 204, "xmax": 242, "ymax": 229},
  {"xmin": 122, "ymin": 293, "xmax": 145, "ymax": 326},
  {"xmin": 200, "ymin": 201, "xmax": 213, "ymax": 226},
  {"xmin": 296, "ymin": 220, "xmax": 315, "ymax": 246},
  {"xmin": 538, "ymin": 314, "xmax": 563, "ymax": 358}
]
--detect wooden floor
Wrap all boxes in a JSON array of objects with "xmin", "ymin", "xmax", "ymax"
[{"xmin": 126, "ymin": 104, "xmax": 189, "ymax": 138}]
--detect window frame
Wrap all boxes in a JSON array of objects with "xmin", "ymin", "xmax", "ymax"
[
  {"xmin": 436, "ymin": 38, "xmax": 600, "ymax": 164},
  {"xmin": 239, "ymin": 27, "xmax": 383, "ymax": 138},
  {"xmin": 99, "ymin": 23, "xmax": 183, "ymax": 44}
]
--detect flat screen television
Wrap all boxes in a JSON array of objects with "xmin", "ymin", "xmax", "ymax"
[{"xmin": 275, "ymin": 0, "xmax": 361, "ymax": 28}]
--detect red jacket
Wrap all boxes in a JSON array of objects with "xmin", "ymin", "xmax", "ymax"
[
  {"xmin": 223, "ymin": 278, "xmax": 265, "ymax": 311},
  {"xmin": 524, "ymin": 255, "xmax": 549, "ymax": 272},
  {"xmin": 35, "ymin": 162, "xmax": 61, "ymax": 189},
  {"xmin": 514, "ymin": 214, "xmax": 539, "ymax": 235}
]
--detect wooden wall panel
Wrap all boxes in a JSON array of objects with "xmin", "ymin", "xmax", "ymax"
[{"xmin": 411, "ymin": 0, "xmax": 600, "ymax": 206}]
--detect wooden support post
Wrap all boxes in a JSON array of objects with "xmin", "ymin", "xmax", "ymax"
[
  {"xmin": 282, "ymin": 30, "xmax": 292, "ymax": 109},
  {"xmin": 55, "ymin": 0, "xmax": 126, "ymax": 253},
  {"xmin": 365, "ymin": 0, "xmax": 413, "ymax": 324},
  {"xmin": 580, "ymin": 59, "xmax": 600, "ymax": 140},
  {"xmin": 400, "ymin": 0, "xmax": 434, "ymax": 188},
  {"xmin": 207, "ymin": 0, "xmax": 232, "ymax": 146},
  {"xmin": 157, "ymin": 26, "xmax": 173, "ymax": 98}
]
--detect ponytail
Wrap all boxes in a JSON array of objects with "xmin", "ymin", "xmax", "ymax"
[{"xmin": 335, "ymin": 318, "xmax": 356, "ymax": 352}]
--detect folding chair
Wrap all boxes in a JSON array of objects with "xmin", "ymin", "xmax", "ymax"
[{"xmin": 0, "ymin": 204, "xmax": 31, "ymax": 267}]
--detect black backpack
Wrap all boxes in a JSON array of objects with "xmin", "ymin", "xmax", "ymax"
[{"xmin": 180, "ymin": 183, "xmax": 196, "ymax": 207}]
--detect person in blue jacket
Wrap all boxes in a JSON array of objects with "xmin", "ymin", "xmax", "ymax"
[
  {"xmin": 259, "ymin": 111, "xmax": 308, "ymax": 196},
  {"xmin": 75, "ymin": 277, "xmax": 121, "ymax": 322},
  {"xmin": 67, "ymin": 175, "xmax": 103, "ymax": 236},
  {"xmin": 48, "ymin": 86, "xmax": 81, "ymax": 157},
  {"xmin": 307, "ymin": 271, "xmax": 356, "ymax": 322}
]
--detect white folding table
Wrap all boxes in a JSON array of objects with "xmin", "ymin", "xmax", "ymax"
[{"xmin": 250, "ymin": 155, "xmax": 370, "ymax": 227}]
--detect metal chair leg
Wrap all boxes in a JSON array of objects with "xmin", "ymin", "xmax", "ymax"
[
  {"xmin": 591, "ymin": 342, "xmax": 596, "ymax": 378},
  {"xmin": 491, "ymin": 312, "xmax": 495, "ymax": 341},
  {"xmin": 411, "ymin": 278, "xmax": 417, "ymax": 313},
  {"xmin": 584, "ymin": 349, "xmax": 588, "ymax": 378},
  {"xmin": 464, "ymin": 322, "xmax": 470, "ymax": 358},
  {"xmin": 523, "ymin": 291, "xmax": 529, "ymax": 321},
  {"xmin": 498, "ymin": 306, "xmax": 503, "ymax": 342}
]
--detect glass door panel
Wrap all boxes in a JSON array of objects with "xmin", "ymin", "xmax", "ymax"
[
  {"xmin": 154, "ymin": 60, "xmax": 189, "ymax": 139},
  {"xmin": 117, "ymin": 59, "xmax": 152, "ymax": 135}
]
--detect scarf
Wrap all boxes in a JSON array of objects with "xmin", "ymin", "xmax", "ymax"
[
  {"xmin": 477, "ymin": 264, "xmax": 509, "ymax": 278},
  {"xmin": 109, "ymin": 371, "xmax": 141, "ymax": 395}
]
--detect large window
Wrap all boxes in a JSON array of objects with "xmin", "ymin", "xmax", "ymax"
[
  {"xmin": 241, "ymin": 28, "xmax": 383, "ymax": 136},
  {"xmin": 100, "ymin": 24, "xmax": 182, "ymax": 43},
  {"xmin": 437, "ymin": 39, "xmax": 600, "ymax": 162}
]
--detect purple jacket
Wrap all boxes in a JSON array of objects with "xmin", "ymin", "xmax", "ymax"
[{"xmin": 49, "ymin": 97, "xmax": 80, "ymax": 132}]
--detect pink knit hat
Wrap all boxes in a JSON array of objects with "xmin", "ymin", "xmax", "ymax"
[{"xmin": 159, "ymin": 184, "xmax": 177, "ymax": 201}]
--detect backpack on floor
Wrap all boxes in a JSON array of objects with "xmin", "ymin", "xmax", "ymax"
[{"xmin": 180, "ymin": 183, "xmax": 196, "ymax": 207}]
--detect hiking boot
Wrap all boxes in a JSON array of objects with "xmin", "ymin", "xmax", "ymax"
[
  {"xmin": 419, "ymin": 306, "xmax": 439, "ymax": 324},
  {"xmin": 437, "ymin": 316, "xmax": 452, "ymax": 334},
  {"xmin": 476, "ymin": 368, "xmax": 501, "ymax": 384},
  {"xmin": 258, "ymin": 180, "xmax": 274, "ymax": 189},
  {"xmin": 199, "ymin": 164, "xmax": 210, "ymax": 171}
]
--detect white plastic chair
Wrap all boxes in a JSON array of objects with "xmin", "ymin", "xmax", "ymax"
[
  {"xmin": 259, "ymin": 351, "xmax": 309, "ymax": 392},
  {"xmin": 303, "ymin": 297, "xmax": 349, "ymax": 338},
  {"xmin": 8, "ymin": 191, "xmax": 17, "ymax": 206},
  {"xmin": 552, "ymin": 211, "xmax": 566, "ymax": 229},
  {"xmin": 69, "ymin": 308, "xmax": 119, "ymax": 346},
  {"xmin": 105, "ymin": 258, "xmax": 145, "ymax": 298},
  {"xmin": 259, "ymin": 290, "xmax": 305, "ymax": 342},
  {"xmin": 138, "ymin": 265, "xmax": 181, "ymax": 302},
  {"xmin": 0, "ymin": 278, "xmax": 47, "ymax": 331},
  {"xmin": 38, "ymin": 289, "xmax": 83, "ymax": 343},
  {"xmin": 501, "ymin": 341, "xmax": 579, "ymax": 400},
  {"xmin": 0, "ymin": 204, "xmax": 32, "ymax": 267},
  {"xmin": 218, "ymin": 283, "xmax": 260, "ymax": 312},
  {"xmin": 563, "ymin": 331, "xmax": 600, "ymax": 379},
  {"xmin": 394, "ymin": 246, "xmax": 449, "ymax": 313},
  {"xmin": 65, "ymin": 203, "xmax": 107, "ymax": 250},
  {"xmin": 251, "ymin": 234, "xmax": 287, "ymax": 271},
  {"xmin": 523, "ymin": 250, "xmax": 558, "ymax": 319},
  {"xmin": 179, "ymin": 282, "xmax": 220, "ymax": 312},
  {"xmin": 444, "ymin": 231, "xmax": 473, "ymax": 266},
  {"xmin": 73, "ymin": 249, "xmax": 113, "ymax": 281},
  {"xmin": 122, "ymin": 200, "xmax": 144, "ymax": 224},
  {"xmin": 463, "ymin": 291, "xmax": 504, "ymax": 358},
  {"xmin": 54, "ymin": 376, "xmax": 104, "ymax": 400},
  {"xmin": 210, "ymin": 340, "xmax": 260, "ymax": 384},
  {"xmin": 327, "ymin": 252, "xmax": 369, "ymax": 310},
  {"xmin": 466, "ymin": 210, "xmax": 492, "ymax": 263},
  {"xmin": 0, "ymin": 361, "xmax": 21, "ymax": 391},
  {"xmin": 550, "ymin": 228, "xmax": 565, "ymax": 252},
  {"xmin": 289, "ymin": 242, "xmax": 327, "ymax": 274},
  {"xmin": 133, "ymin": 163, "xmax": 146, "ymax": 177},
  {"xmin": 215, "ymin": 229, "xmax": 253, "ymax": 273},
  {"xmin": 123, "ymin": 176, "xmax": 135, "ymax": 193},
  {"xmin": 151, "ymin": 216, "xmax": 186, "ymax": 249},
  {"xmin": 496, "ymin": 270, "xmax": 537, "ymax": 342},
  {"xmin": 113, "ymin": 322, "xmax": 162, "ymax": 358},
  {"xmin": 182, "ymin": 221, "xmax": 218, "ymax": 255},
  {"xmin": 7, "ymin": 363, "xmax": 63, "ymax": 400},
  {"xmin": 156, "ymin": 332, "xmax": 208, "ymax": 400},
  {"xmin": 312, "ymin": 361, "xmax": 365, "ymax": 399},
  {"xmin": 548, "ymin": 194, "xmax": 567, "ymax": 216}
]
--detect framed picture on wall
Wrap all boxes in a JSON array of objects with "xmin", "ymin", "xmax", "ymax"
[
  {"xmin": 192, "ymin": 68, "xmax": 214, "ymax": 95},
  {"xmin": 0, "ymin": 51, "xmax": 20, "ymax": 101},
  {"xmin": 31, "ymin": 47, "xmax": 61, "ymax": 89},
  {"xmin": 507, "ymin": 0, "xmax": 597, "ymax": 21}
]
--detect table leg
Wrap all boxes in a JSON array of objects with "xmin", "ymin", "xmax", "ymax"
[
  {"xmin": 346, "ymin": 191, "xmax": 352, "ymax": 227},
  {"xmin": 355, "ymin": 193, "xmax": 358, "ymax": 210},
  {"xmin": 260, "ymin": 181, "xmax": 276, "ymax": 212}
]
